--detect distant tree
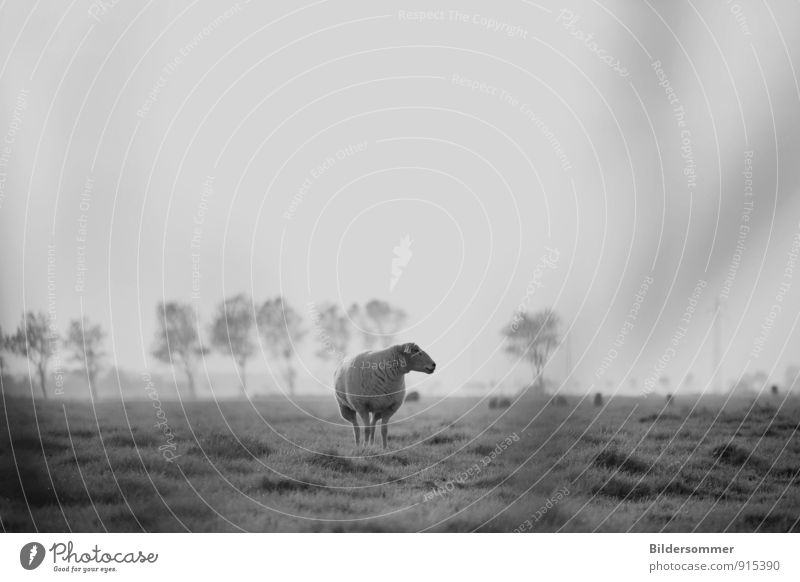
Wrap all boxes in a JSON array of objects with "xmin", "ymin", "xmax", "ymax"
[
  {"xmin": 209, "ymin": 294, "xmax": 256, "ymax": 396},
  {"xmin": 771, "ymin": 384, "xmax": 779, "ymax": 397},
  {"xmin": 0, "ymin": 325, "xmax": 8, "ymax": 379},
  {"xmin": 152, "ymin": 302, "xmax": 205, "ymax": 399},
  {"xmin": 351, "ymin": 300, "xmax": 407, "ymax": 349},
  {"xmin": 310, "ymin": 302, "xmax": 351, "ymax": 361},
  {"xmin": 9, "ymin": 312, "xmax": 57, "ymax": 399},
  {"xmin": 65, "ymin": 317, "xmax": 106, "ymax": 400},
  {"xmin": 257, "ymin": 297, "xmax": 306, "ymax": 396},
  {"xmin": 594, "ymin": 392, "xmax": 604, "ymax": 407},
  {"xmin": 502, "ymin": 308, "xmax": 560, "ymax": 395}
]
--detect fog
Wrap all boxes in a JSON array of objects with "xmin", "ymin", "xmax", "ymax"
[{"xmin": 2, "ymin": 0, "xmax": 800, "ymax": 399}]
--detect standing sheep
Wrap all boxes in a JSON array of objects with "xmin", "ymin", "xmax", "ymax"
[{"xmin": 335, "ymin": 342, "xmax": 436, "ymax": 449}]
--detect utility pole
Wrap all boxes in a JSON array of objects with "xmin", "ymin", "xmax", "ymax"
[{"xmin": 713, "ymin": 295, "xmax": 724, "ymax": 393}]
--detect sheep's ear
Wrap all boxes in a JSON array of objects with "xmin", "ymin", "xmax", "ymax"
[{"xmin": 402, "ymin": 343, "xmax": 412, "ymax": 354}]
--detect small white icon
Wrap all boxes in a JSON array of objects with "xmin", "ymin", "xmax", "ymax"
[{"xmin": 390, "ymin": 235, "xmax": 414, "ymax": 291}]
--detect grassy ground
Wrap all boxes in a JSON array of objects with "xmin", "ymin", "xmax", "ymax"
[{"xmin": 1, "ymin": 392, "xmax": 799, "ymax": 532}]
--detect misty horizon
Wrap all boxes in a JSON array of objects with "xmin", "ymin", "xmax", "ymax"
[{"xmin": 3, "ymin": 1, "xmax": 800, "ymax": 401}]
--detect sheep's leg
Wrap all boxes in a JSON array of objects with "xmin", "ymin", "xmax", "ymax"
[
  {"xmin": 380, "ymin": 403, "xmax": 402, "ymax": 449},
  {"xmin": 359, "ymin": 412, "xmax": 372, "ymax": 448},
  {"xmin": 379, "ymin": 416, "xmax": 390, "ymax": 449},
  {"xmin": 339, "ymin": 404, "xmax": 360, "ymax": 447},
  {"xmin": 368, "ymin": 413, "xmax": 379, "ymax": 445}
]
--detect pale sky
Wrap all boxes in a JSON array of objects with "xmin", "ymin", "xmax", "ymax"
[{"xmin": 2, "ymin": 0, "xmax": 800, "ymax": 397}]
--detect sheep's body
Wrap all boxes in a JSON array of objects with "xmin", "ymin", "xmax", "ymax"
[
  {"xmin": 335, "ymin": 345, "xmax": 407, "ymax": 416},
  {"xmin": 334, "ymin": 342, "xmax": 436, "ymax": 448}
]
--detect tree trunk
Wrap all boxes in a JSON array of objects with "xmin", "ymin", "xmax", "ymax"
[
  {"xmin": 184, "ymin": 362, "xmax": 197, "ymax": 399},
  {"xmin": 238, "ymin": 358, "xmax": 248, "ymax": 397},
  {"xmin": 88, "ymin": 369, "xmax": 98, "ymax": 401},
  {"xmin": 38, "ymin": 363, "xmax": 48, "ymax": 399},
  {"xmin": 286, "ymin": 362, "xmax": 296, "ymax": 396},
  {"xmin": 530, "ymin": 363, "xmax": 544, "ymax": 396}
]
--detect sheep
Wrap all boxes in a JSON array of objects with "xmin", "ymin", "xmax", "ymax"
[
  {"xmin": 488, "ymin": 396, "xmax": 511, "ymax": 409},
  {"xmin": 334, "ymin": 342, "xmax": 436, "ymax": 449}
]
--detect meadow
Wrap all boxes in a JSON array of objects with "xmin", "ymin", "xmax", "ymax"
[{"xmin": 1, "ymin": 391, "xmax": 799, "ymax": 532}]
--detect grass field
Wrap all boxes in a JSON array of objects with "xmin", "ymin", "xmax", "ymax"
[{"xmin": 2, "ymin": 392, "xmax": 799, "ymax": 532}]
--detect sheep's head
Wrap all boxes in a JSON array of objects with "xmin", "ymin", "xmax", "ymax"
[{"xmin": 399, "ymin": 342, "xmax": 436, "ymax": 374}]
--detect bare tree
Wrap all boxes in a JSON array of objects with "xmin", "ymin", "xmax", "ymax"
[
  {"xmin": 65, "ymin": 317, "xmax": 106, "ymax": 400},
  {"xmin": 209, "ymin": 294, "xmax": 255, "ymax": 396},
  {"xmin": 350, "ymin": 300, "xmax": 407, "ymax": 349},
  {"xmin": 0, "ymin": 325, "xmax": 9, "ymax": 380},
  {"xmin": 502, "ymin": 308, "xmax": 560, "ymax": 395},
  {"xmin": 310, "ymin": 302, "xmax": 351, "ymax": 361},
  {"xmin": 9, "ymin": 311, "xmax": 57, "ymax": 399},
  {"xmin": 257, "ymin": 297, "xmax": 306, "ymax": 395},
  {"xmin": 152, "ymin": 302, "xmax": 205, "ymax": 399}
]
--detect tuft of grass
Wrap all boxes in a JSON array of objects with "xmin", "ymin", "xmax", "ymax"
[
  {"xmin": 189, "ymin": 433, "xmax": 271, "ymax": 460},
  {"xmin": 305, "ymin": 449, "xmax": 382, "ymax": 475},
  {"xmin": 769, "ymin": 465, "xmax": 800, "ymax": 480},
  {"xmin": 594, "ymin": 475, "xmax": 653, "ymax": 501},
  {"xmin": 655, "ymin": 479, "xmax": 697, "ymax": 498},
  {"xmin": 253, "ymin": 476, "xmax": 315, "ymax": 493},
  {"xmin": 593, "ymin": 448, "xmax": 651, "ymax": 474},
  {"xmin": 580, "ymin": 433, "xmax": 618, "ymax": 446},
  {"xmin": 425, "ymin": 432, "xmax": 468, "ymax": 445},
  {"xmin": 470, "ymin": 443, "xmax": 497, "ymax": 456},
  {"xmin": 375, "ymin": 452, "xmax": 412, "ymax": 467},
  {"xmin": 739, "ymin": 512, "xmax": 800, "ymax": 532},
  {"xmin": 711, "ymin": 441, "xmax": 762, "ymax": 468}
]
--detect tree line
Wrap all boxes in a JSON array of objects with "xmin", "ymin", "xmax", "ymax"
[
  {"xmin": 0, "ymin": 297, "xmax": 560, "ymax": 399},
  {"xmin": 0, "ymin": 297, "xmax": 407, "ymax": 399}
]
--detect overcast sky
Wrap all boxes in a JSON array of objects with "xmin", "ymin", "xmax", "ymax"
[{"xmin": 2, "ymin": 0, "xmax": 800, "ymax": 397}]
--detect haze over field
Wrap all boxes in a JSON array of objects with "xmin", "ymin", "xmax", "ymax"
[{"xmin": 2, "ymin": 1, "xmax": 800, "ymax": 400}]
